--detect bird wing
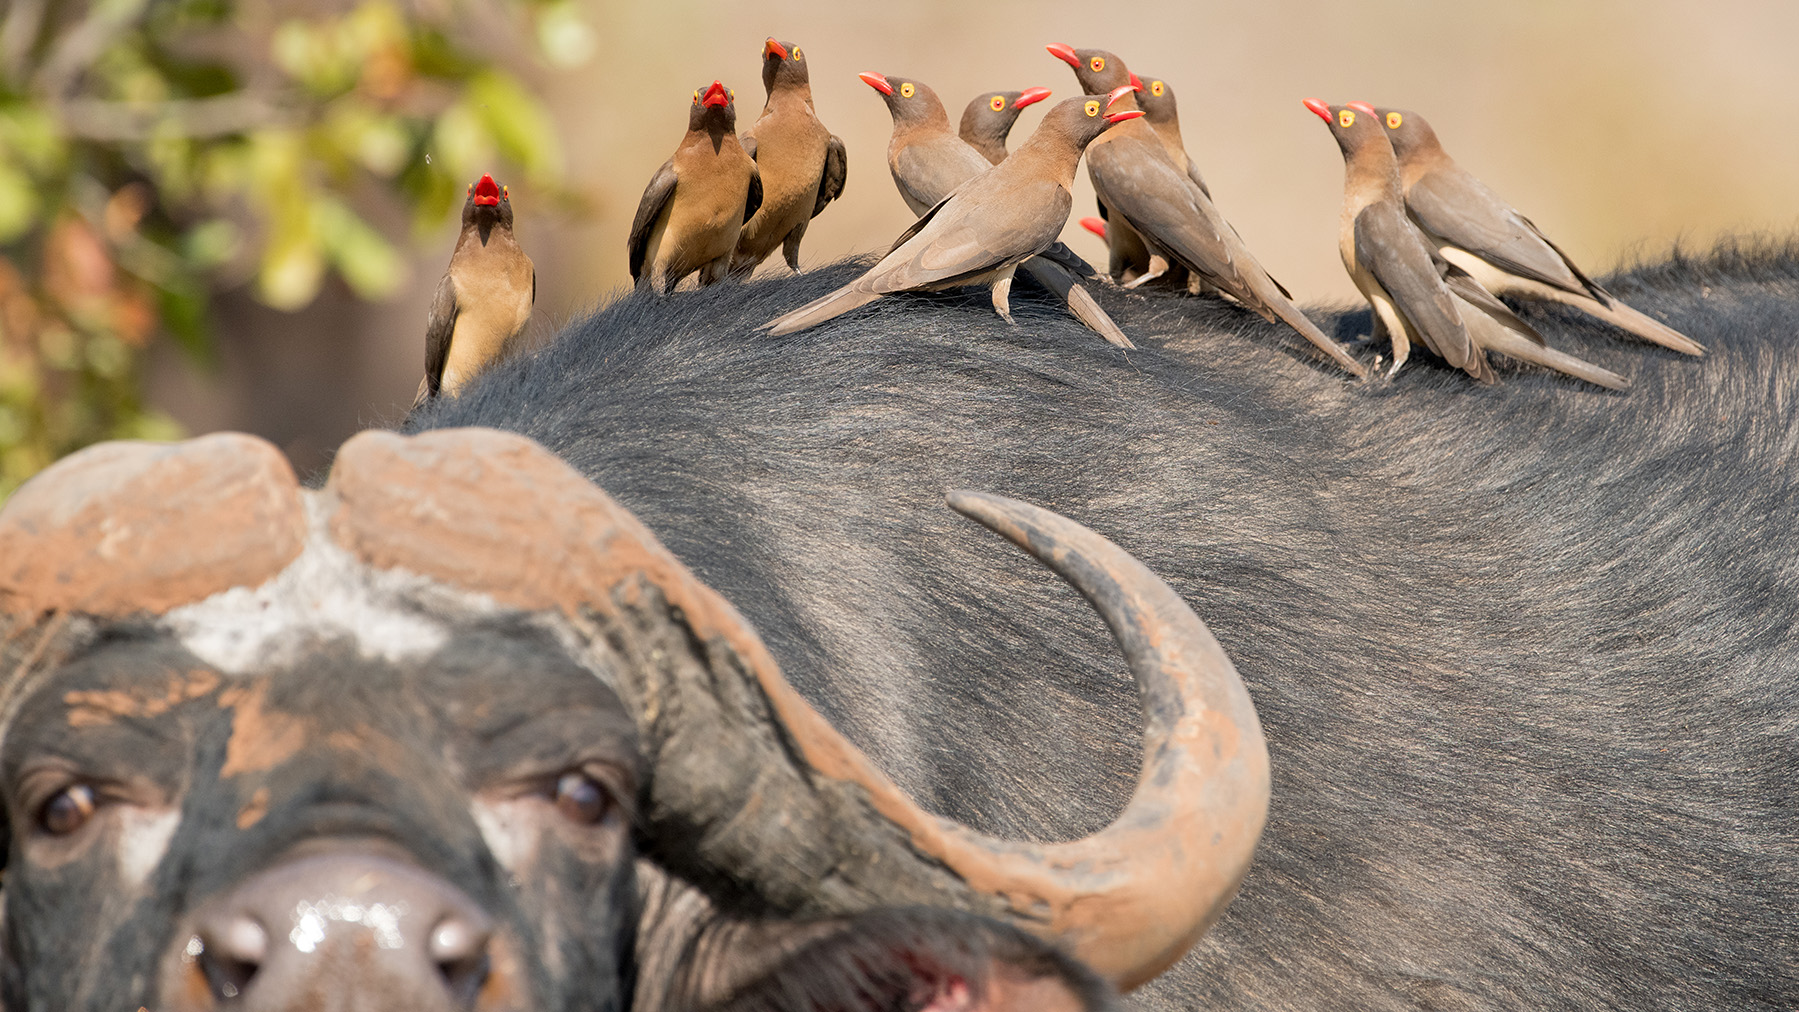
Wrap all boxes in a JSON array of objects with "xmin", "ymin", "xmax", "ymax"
[
  {"xmin": 422, "ymin": 268, "xmax": 459, "ymax": 398},
  {"xmin": 627, "ymin": 159, "xmax": 678, "ymax": 281},
  {"xmin": 1086, "ymin": 136, "xmax": 1237, "ymax": 283},
  {"xmin": 812, "ymin": 134, "xmax": 848, "ymax": 218},
  {"xmin": 892, "ymin": 135, "xmax": 991, "ymax": 211},
  {"xmin": 740, "ymin": 132, "xmax": 757, "ymax": 162},
  {"xmin": 1354, "ymin": 203, "xmax": 1477, "ymax": 368},
  {"xmin": 1035, "ymin": 241, "xmax": 1098, "ymax": 279},
  {"xmin": 1439, "ymin": 259, "xmax": 1546, "ymax": 345},
  {"xmin": 1407, "ymin": 166, "xmax": 1600, "ymax": 300},
  {"xmin": 861, "ymin": 176, "xmax": 1069, "ymax": 293},
  {"xmin": 744, "ymin": 164, "xmax": 764, "ymax": 223},
  {"xmin": 1185, "ymin": 160, "xmax": 1212, "ymax": 199}
]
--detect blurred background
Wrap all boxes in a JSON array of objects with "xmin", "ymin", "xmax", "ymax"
[{"xmin": 3, "ymin": 0, "xmax": 1797, "ymax": 495}]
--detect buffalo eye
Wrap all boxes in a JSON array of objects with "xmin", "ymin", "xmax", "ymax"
[
  {"xmin": 39, "ymin": 784, "xmax": 97, "ymax": 836},
  {"xmin": 553, "ymin": 772, "xmax": 611, "ymax": 825}
]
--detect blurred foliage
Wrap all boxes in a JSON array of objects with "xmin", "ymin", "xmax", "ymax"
[{"xmin": 0, "ymin": 0, "xmax": 590, "ymax": 497}]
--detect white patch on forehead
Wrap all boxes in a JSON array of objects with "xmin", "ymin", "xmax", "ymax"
[
  {"xmin": 471, "ymin": 797, "xmax": 541, "ymax": 878},
  {"xmin": 162, "ymin": 494, "xmax": 508, "ymax": 675},
  {"xmin": 116, "ymin": 807, "xmax": 180, "ymax": 887}
]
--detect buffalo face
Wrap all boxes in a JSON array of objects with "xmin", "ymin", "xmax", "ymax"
[{"xmin": 4, "ymin": 616, "xmax": 641, "ymax": 1011}]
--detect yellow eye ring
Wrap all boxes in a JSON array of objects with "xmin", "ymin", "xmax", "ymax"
[
  {"xmin": 1386, "ymin": 111, "xmax": 1403, "ymax": 129},
  {"xmin": 1083, "ymin": 100, "xmax": 1100, "ymax": 117},
  {"xmin": 692, "ymin": 90, "xmax": 700, "ymax": 103},
  {"xmin": 501, "ymin": 185, "xmax": 508, "ymax": 198},
  {"xmin": 792, "ymin": 47, "xmax": 802, "ymax": 61},
  {"xmin": 1338, "ymin": 109, "xmax": 1355, "ymax": 128},
  {"xmin": 990, "ymin": 95, "xmax": 1005, "ymax": 111},
  {"xmin": 1089, "ymin": 56, "xmax": 1105, "ymax": 73},
  {"xmin": 899, "ymin": 82, "xmax": 914, "ymax": 98},
  {"xmin": 1150, "ymin": 80, "xmax": 1164, "ymax": 97}
]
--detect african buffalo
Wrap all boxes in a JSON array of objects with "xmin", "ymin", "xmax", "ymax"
[
  {"xmin": 403, "ymin": 240, "xmax": 1799, "ymax": 1010},
  {"xmin": 0, "ymin": 428, "xmax": 1263, "ymax": 1010}
]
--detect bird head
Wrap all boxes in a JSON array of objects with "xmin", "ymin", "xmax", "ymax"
[
  {"xmin": 1303, "ymin": 98, "xmax": 1392, "ymax": 161},
  {"xmin": 690, "ymin": 80, "xmax": 738, "ymax": 130},
  {"xmin": 1369, "ymin": 105, "xmax": 1439, "ymax": 159},
  {"xmin": 462, "ymin": 174, "xmax": 514, "ymax": 232},
  {"xmin": 1134, "ymin": 75, "xmax": 1177, "ymax": 123},
  {"xmin": 858, "ymin": 72, "xmax": 944, "ymax": 127},
  {"xmin": 760, "ymin": 37, "xmax": 809, "ymax": 93},
  {"xmin": 1046, "ymin": 44, "xmax": 1138, "ymax": 99}
]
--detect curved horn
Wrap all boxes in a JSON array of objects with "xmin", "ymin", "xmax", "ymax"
[
  {"xmin": 322, "ymin": 429, "xmax": 1267, "ymax": 990},
  {"xmin": 939, "ymin": 491, "xmax": 1269, "ymax": 986}
]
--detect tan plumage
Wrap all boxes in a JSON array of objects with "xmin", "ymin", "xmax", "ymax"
[
  {"xmin": 629, "ymin": 81, "xmax": 762, "ymax": 293},
  {"xmin": 414, "ymin": 174, "xmax": 534, "ymax": 409},
  {"xmin": 732, "ymin": 38, "xmax": 847, "ymax": 274},
  {"xmin": 1374, "ymin": 106, "xmax": 1702, "ymax": 357},
  {"xmin": 1310, "ymin": 99, "xmax": 1624, "ymax": 389},
  {"xmin": 863, "ymin": 72, "xmax": 1130, "ymax": 347},
  {"xmin": 1050, "ymin": 44, "xmax": 1366, "ymax": 378},
  {"xmin": 765, "ymin": 94, "xmax": 1139, "ymax": 336}
]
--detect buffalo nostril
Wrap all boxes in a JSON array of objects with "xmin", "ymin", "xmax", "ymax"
[
  {"xmin": 430, "ymin": 916, "xmax": 491, "ymax": 1001},
  {"xmin": 193, "ymin": 916, "xmax": 265, "ymax": 1000}
]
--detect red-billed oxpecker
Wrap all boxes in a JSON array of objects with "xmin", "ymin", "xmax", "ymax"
[
  {"xmin": 764, "ymin": 91, "xmax": 1143, "ymax": 336},
  {"xmin": 629, "ymin": 81, "xmax": 763, "ymax": 293},
  {"xmin": 860, "ymin": 71, "xmax": 1131, "ymax": 347},
  {"xmin": 732, "ymin": 38, "xmax": 847, "ymax": 274},
  {"xmin": 959, "ymin": 87, "xmax": 1052, "ymax": 165},
  {"xmin": 1371, "ymin": 105, "xmax": 1703, "ymax": 356},
  {"xmin": 414, "ymin": 173, "xmax": 534, "ymax": 407},
  {"xmin": 1049, "ymin": 44, "xmax": 1367, "ymax": 378},
  {"xmin": 1307, "ymin": 99, "xmax": 1625, "ymax": 389}
]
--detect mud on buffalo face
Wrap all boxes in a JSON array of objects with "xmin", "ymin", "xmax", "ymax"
[
  {"xmin": 2, "ymin": 622, "xmax": 637, "ymax": 1011},
  {"xmin": 0, "ymin": 428, "xmax": 1267, "ymax": 1011}
]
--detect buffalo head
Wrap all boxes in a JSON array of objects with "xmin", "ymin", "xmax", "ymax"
[{"xmin": 0, "ymin": 428, "xmax": 1268, "ymax": 1010}]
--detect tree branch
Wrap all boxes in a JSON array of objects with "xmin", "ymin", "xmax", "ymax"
[
  {"xmin": 55, "ymin": 91, "xmax": 295, "ymax": 141},
  {"xmin": 0, "ymin": 0, "xmax": 50, "ymax": 81},
  {"xmin": 32, "ymin": 0, "xmax": 150, "ymax": 100}
]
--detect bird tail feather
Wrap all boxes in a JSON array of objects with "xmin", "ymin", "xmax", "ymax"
[
  {"xmin": 1544, "ymin": 289, "xmax": 1705, "ymax": 356},
  {"xmin": 1474, "ymin": 320, "xmax": 1629, "ymax": 390},
  {"xmin": 763, "ymin": 286, "xmax": 884, "ymax": 336},
  {"xmin": 1258, "ymin": 284, "xmax": 1368, "ymax": 378},
  {"xmin": 1019, "ymin": 258, "xmax": 1135, "ymax": 348}
]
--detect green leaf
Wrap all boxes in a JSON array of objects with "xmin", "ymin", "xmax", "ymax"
[
  {"xmin": 0, "ymin": 163, "xmax": 35, "ymax": 242},
  {"xmin": 466, "ymin": 71, "xmax": 561, "ymax": 181},
  {"xmin": 536, "ymin": 2, "xmax": 596, "ymax": 69},
  {"xmin": 155, "ymin": 282, "xmax": 216, "ymax": 366},
  {"xmin": 315, "ymin": 196, "xmax": 404, "ymax": 299}
]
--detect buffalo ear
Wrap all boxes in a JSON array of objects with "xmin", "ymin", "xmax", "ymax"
[{"xmin": 706, "ymin": 908, "xmax": 1116, "ymax": 1012}]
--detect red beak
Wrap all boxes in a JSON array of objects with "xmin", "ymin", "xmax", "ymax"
[
  {"xmin": 1347, "ymin": 101, "xmax": 1376, "ymax": 116},
  {"xmin": 472, "ymin": 173, "xmax": 501, "ymax": 206},
  {"xmin": 1128, "ymin": 72, "xmax": 1143, "ymax": 92},
  {"xmin": 1302, "ymin": 97, "xmax": 1333, "ymax": 123},
  {"xmin": 763, "ymin": 38, "xmax": 787, "ymax": 60},
  {"xmin": 1046, "ymin": 43, "xmax": 1080, "ymax": 68},
  {"xmin": 857, "ymin": 71, "xmax": 894, "ymax": 96},
  {"xmin": 1105, "ymin": 85, "xmax": 1135, "ymax": 109},
  {"xmin": 701, "ymin": 81, "xmax": 730, "ymax": 108},
  {"xmin": 1014, "ymin": 86, "xmax": 1051, "ymax": 109},
  {"xmin": 1079, "ymin": 216, "xmax": 1107, "ymax": 240},
  {"xmin": 1105, "ymin": 110, "xmax": 1145, "ymax": 124}
]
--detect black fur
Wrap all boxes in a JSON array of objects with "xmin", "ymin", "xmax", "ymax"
[{"xmin": 414, "ymin": 237, "xmax": 1799, "ymax": 1010}]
